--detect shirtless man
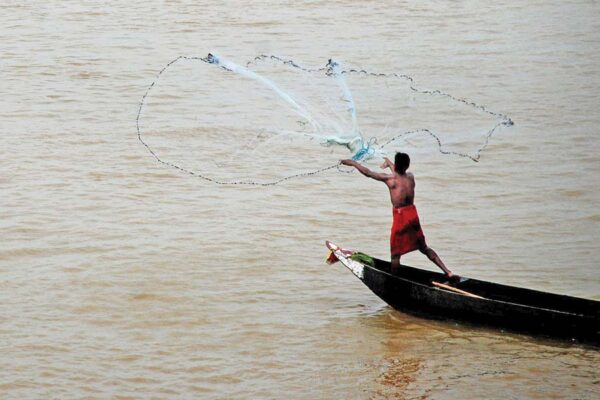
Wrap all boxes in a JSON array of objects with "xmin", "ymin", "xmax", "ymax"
[{"xmin": 341, "ymin": 152, "xmax": 455, "ymax": 279}]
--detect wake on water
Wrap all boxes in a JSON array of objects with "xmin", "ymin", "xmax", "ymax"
[{"xmin": 136, "ymin": 53, "xmax": 513, "ymax": 185}]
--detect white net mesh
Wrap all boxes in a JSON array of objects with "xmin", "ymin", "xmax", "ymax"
[{"xmin": 136, "ymin": 54, "xmax": 513, "ymax": 185}]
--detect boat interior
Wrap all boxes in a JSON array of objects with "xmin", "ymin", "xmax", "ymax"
[{"xmin": 369, "ymin": 258, "xmax": 599, "ymax": 317}]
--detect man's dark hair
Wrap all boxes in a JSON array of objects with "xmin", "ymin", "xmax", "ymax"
[{"xmin": 394, "ymin": 152, "xmax": 410, "ymax": 174}]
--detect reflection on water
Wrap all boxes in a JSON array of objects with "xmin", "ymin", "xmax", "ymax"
[
  {"xmin": 375, "ymin": 357, "xmax": 422, "ymax": 400},
  {"xmin": 357, "ymin": 308, "xmax": 600, "ymax": 399}
]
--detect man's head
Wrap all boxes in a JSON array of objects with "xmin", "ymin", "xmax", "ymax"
[{"xmin": 394, "ymin": 152, "xmax": 410, "ymax": 174}]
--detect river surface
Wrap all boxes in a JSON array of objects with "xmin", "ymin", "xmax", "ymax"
[{"xmin": 2, "ymin": 1, "xmax": 599, "ymax": 399}]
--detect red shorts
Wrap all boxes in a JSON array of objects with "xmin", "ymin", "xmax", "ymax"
[{"xmin": 390, "ymin": 205, "xmax": 425, "ymax": 257}]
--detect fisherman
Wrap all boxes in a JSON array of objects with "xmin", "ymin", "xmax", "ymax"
[{"xmin": 341, "ymin": 153, "xmax": 455, "ymax": 279}]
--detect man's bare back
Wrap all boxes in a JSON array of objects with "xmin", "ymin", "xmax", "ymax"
[
  {"xmin": 341, "ymin": 154, "xmax": 455, "ymax": 279},
  {"xmin": 382, "ymin": 160, "xmax": 416, "ymax": 208}
]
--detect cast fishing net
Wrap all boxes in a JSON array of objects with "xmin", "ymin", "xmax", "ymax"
[{"xmin": 136, "ymin": 53, "xmax": 513, "ymax": 185}]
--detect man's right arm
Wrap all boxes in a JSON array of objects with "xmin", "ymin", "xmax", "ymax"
[{"xmin": 380, "ymin": 157, "xmax": 395, "ymax": 171}]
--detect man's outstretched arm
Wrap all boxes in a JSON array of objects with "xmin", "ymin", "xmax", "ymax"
[{"xmin": 341, "ymin": 159, "xmax": 391, "ymax": 182}]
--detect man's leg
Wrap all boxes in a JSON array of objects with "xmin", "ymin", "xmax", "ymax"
[
  {"xmin": 418, "ymin": 240, "xmax": 454, "ymax": 278},
  {"xmin": 391, "ymin": 254, "xmax": 401, "ymax": 274}
]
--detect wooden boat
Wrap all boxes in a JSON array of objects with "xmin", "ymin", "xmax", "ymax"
[{"xmin": 325, "ymin": 241, "xmax": 600, "ymax": 345}]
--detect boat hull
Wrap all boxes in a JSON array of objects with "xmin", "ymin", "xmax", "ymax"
[{"xmin": 326, "ymin": 241, "xmax": 600, "ymax": 345}]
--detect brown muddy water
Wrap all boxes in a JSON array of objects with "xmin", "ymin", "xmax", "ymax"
[{"xmin": 2, "ymin": 1, "xmax": 599, "ymax": 398}]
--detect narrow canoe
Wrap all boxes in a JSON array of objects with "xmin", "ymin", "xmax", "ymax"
[{"xmin": 326, "ymin": 241, "xmax": 600, "ymax": 345}]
